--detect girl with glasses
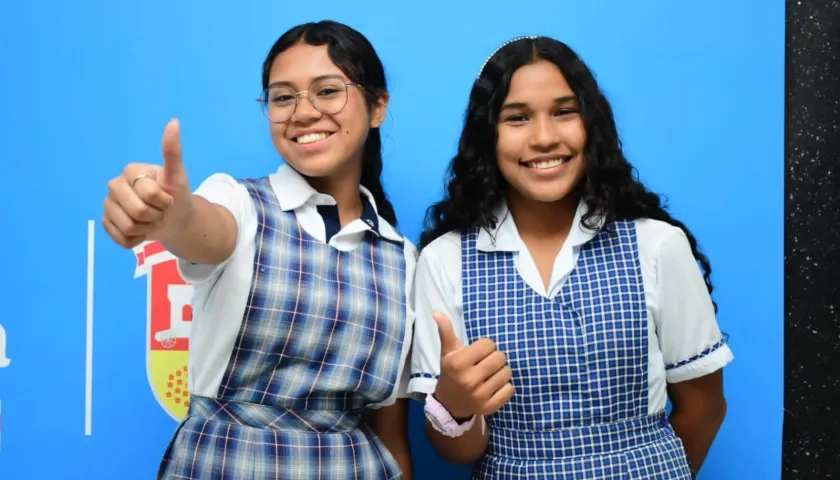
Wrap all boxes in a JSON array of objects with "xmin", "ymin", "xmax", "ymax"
[
  {"xmin": 101, "ymin": 20, "xmax": 415, "ymax": 480},
  {"xmin": 409, "ymin": 36, "xmax": 732, "ymax": 479}
]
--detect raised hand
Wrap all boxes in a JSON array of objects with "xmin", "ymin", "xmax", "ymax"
[
  {"xmin": 102, "ymin": 119, "xmax": 195, "ymax": 248},
  {"xmin": 432, "ymin": 311, "xmax": 514, "ymax": 419}
]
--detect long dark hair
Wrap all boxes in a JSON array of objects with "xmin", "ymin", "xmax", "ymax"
[
  {"xmin": 262, "ymin": 20, "xmax": 397, "ymax": 226},
  {"xmin": 420, "ymin": 37, "xmax": 716, "ymax": 311}
]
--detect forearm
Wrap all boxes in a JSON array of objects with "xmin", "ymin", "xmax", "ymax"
[
  {"xmin": 380, "ymin": 428, "xmax": 412, "ymax": 480},
  {"xmin": 369, "ymin": 401, "xmax": 413, "ymax": 479},
  {"xmin": 391, "ymin": 451, "xmax": 413, "ymax": 480},
  {"xmin": 425, "ymin": 416, "xmax": 488, "ymax": 465},
  {"xmin": 161, "ymin": 195, "xmax": 237, "ymax": 265},
  {"xmin": 669, "ymin": 399, "xmax": 727, "ymax": 472}
]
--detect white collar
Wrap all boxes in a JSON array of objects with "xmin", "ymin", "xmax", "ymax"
[
  {"xmin": 268, "ymin": 163, "xmax": 403, "ymax": 242},
  {"xmin": 476, "ymin": 199, "xmax": 603, "ymax": 252}
]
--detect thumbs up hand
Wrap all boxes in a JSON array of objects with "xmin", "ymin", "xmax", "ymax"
[
  {"xmin": 432, "ymin": 311, "xmax": 514, "ymax": 419},
  {"xmin": 102, "ymin": 119, "xmax": 195, "ymax": 248}
]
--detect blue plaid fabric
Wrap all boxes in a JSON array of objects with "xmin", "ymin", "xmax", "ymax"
[
  {"xmin": 157, "ymin": 177, "xmax": 408, "ymax": 480},
  {"xmin": 461, "ymin": 220, "xmax": 694, "ymax": 479}
]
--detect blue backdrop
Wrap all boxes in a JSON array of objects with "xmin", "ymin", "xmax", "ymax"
[{"xmin": 0, "ymin": 1, "xmax": 783, "ymax": 479}]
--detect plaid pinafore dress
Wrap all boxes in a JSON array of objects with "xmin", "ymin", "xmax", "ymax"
[
  {"xmin": 157, "ymin": 177, "xmax": 408, "ymax": 480},
  {"xmin": 462, "ymin": 220, "xmax": 694, "ymax": 479}
]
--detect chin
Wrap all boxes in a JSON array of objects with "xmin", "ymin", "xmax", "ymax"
[
  {"xmin": 283, "ymin": 157, "xmax": 344, "ymax": 178},
  {"xmin": 528, "ymin": 193, "xmax": 570, "ymax": 204},
  {"xmin": 515, "ymin": 183, "xmax": 577, "ymax": 205}
]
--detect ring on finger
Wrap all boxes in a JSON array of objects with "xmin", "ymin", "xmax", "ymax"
[{"xmin": 130, "ymin": 173, "xmax": 153, "ymax": 188}]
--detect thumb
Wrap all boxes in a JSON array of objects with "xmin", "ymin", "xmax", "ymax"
[
  {"xmin": 160, "ymin": 118, "xmax": 187, "ymax": 187},
  {"xmin": 433, "ymin": 310, "xmax": 463, "ymax": 356}
]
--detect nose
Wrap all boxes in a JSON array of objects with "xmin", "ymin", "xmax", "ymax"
[
  {"xmin": 530, "ymin": 115, "xmax": 561, "ymax": 151},
  {"xmin": 290, "ymin": 91, "xmax": 322, "ymax": 123}
]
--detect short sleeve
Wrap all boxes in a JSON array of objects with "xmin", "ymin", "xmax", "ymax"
[
  {"xmin": 175, "ymin": 173, "xmax": 255, "ymax": 284},
  {"xmin": 395, "ymin": 241, "xmax": 419, "ymax": 400},
  {"xmin": 394, "ymin": 356, "xmax": 412, "ymax": 399},
  {"xmin": 407, "ymin": 235, "xmax": 466, "ymax": 402},
  {"xmin": 655, "ymin": 227, "xmax": 734, "ymax": 383},
  {"xmin": 364, "ymin": 238, "xmax": 418, "ymax": 409}
]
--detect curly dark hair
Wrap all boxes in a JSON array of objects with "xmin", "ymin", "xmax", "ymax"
[{"xmin": 420, "ymin": 36, "xmax": 717, "ymax": 311}]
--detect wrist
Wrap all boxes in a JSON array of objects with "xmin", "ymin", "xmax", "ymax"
[
  {"xmin": 159, "ymin": 193, "xmax": 197, "ymax": 244},
  {"xmin": 424, "ymin": 394, "xmax": 476, "ymax": 438},
  {"xmin": 431, "ymin": 393, "xmax": 473, "ymax": 423},
  {"xmin": 180, "ymin": 193, "xmax": 198, "ymax": 230}
]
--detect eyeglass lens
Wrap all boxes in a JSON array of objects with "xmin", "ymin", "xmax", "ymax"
[{"xmin": 260, "ymin": 79, "xmax": 350, "ymax": 123}]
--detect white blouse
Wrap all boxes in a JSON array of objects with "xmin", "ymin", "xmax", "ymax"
[
  {"xmin": 176, "ymin": 164, "xmax": 418, "ymax": 408},
  {"xmin": 408, "ymin": 200, "xmax": 733, "ymax": 414}
]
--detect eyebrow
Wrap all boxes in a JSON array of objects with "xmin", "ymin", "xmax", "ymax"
[
  {"xmin": 500, "ymin": 94, "xmax": 578, "ymax": 111},
  {"xmin": 267, "ymin": 74, "xmax": 345, "ymax": 89}
]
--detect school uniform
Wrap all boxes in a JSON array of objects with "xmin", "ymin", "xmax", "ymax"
[
  {"xmin": 409, "ymin": 200, "xmax": 733, "ymax": 479},
  {"xmin": 157, "ymin": 164, "xmax": 417, "ymax": 480}
]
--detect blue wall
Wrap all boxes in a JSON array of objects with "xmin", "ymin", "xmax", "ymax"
[{"xmin": 0, "ymin": 1, "xmax": 783, "ymax": 478}]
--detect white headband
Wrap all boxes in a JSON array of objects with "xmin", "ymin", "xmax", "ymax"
[{"xmin": 476, "ymin": 35, "xmax": 538, "ymax": 80}]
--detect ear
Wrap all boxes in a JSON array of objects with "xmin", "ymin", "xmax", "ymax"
[{"xmin": 370, "ymin": 92, "xmax": 390, "ymax": 128}]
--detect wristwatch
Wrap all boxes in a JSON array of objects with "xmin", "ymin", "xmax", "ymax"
[{"xmin": 424, "ymin": 394, "xmax": 476, "ymax": 437}]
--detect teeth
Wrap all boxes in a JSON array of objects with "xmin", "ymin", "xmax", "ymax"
[
  {"xmin": 528, "ymin": 158, "xmax": 566, "ymax": 169},
  {"xmin": 296, "ymin": 132, "xmax": 330, "ymax": 144}
]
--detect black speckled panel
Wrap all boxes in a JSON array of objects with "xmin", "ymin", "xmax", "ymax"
[{"xmin": 783, "ymin": 1, "xmax": 840, "ymax": 479}]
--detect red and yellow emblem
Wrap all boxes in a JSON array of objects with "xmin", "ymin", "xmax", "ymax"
[{"xmin": 133, "ymin": 241, "xmax": 193, "ymax": 421}]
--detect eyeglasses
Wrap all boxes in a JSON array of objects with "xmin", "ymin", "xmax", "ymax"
[{"xmin": 257, "ymin": 78, "xmax": 362, "ymax": 123}]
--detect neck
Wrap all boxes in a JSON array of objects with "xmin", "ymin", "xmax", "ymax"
[
  {"xmin": 307, "ymin": 157, "xmax": 364, "ymax": 227},
  {"xmin": 506, "ymin": 189, "xmax": 579, "ymax": 239}
]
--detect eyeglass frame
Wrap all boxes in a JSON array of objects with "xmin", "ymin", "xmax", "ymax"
[{"xmin": 256, "ymin": 79, "xmax": 363, "ymax": 123}]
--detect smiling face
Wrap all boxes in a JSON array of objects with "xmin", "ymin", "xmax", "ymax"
[
  {"xmin": 496, "ymin": 59, "xmax": 588, "ymax": 205},
  {"xmin": 266, "ymin": 42, "xmax": 387, "ymax": 180}
]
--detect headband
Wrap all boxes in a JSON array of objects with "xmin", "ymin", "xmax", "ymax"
[{"xmin": 476, "ymin": 35, "xmax": 538, "ymax": 80}]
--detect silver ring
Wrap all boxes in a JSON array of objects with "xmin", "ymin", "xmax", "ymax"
[{"xmin": 130, "ymin": 173, "xmax": 152, "ymax": 188}]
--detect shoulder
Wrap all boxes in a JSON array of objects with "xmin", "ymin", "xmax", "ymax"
[
  {"xmin": 415, "ymin": 231, "xmax": 463, "ymax": 287},
  {"xmin": 403, "ymin": 236, "xmax": 419, "ymax": 259},
  {"xmin": 632, "ymin": 218, "xmax": 706, "ymax": 298},
  {"xmin": 400, "ymin": 236, "xmax": 420, "ymax": 272},
  {"xmin": 193, "ymin": 173, "xmax": 263, "ymax": 224},
  {"xmin": 194, "ymin": 172, "xmax": 244, "ymax": 195},
  {"xmin": 372, "ymin": 222, "xmax": 422, "ymax": 285},
  {"xmin": 419, "ymin": 231, "xmax": 463, "ymax": 266},
  {"xmin": 194, "ymin": 173, "xmax": 276, "ymax": 199},
  {"xmin": 377, "ymin": 219, "xmax": 419, "ymax": 259},
  {"xmin": 632, "ymin": 218, "xmax": 691, "ymax": 264}
]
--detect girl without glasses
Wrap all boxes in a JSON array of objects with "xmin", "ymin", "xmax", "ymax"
[
  {"xmin": 102, "ymin": 20, "xmax": 415, "ymax": 480},
  {"xmin": 409, "ymin": 36, "xmax": 732, "ymax": 479}
]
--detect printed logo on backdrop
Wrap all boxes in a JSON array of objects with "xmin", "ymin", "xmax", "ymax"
[{"xmin": 133, "ymin": 241, "xmax": 193, "ymax": 421}]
